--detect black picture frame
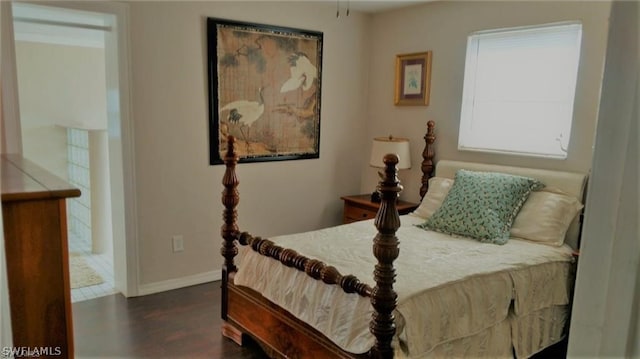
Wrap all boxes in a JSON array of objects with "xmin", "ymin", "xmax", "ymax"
[{"xmin": 207, "ymin": 18, "xmax": 323, "ymax": 165}]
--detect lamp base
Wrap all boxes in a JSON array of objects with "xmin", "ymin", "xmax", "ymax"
[{"xmin": 370, "ymin": 191, "xmax": 381, "ymax": 203}]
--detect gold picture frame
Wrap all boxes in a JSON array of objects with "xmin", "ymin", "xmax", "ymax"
[{"xmin": 394, "ymin": 51, "xmax": 432, "ymax": 106}]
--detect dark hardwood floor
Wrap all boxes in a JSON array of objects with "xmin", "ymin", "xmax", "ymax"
[
  {"xmin": 72, "ymin": 281, "xmax": 266, "ymax": 358},
  {"xmin": 73, "ymin": 281, "xmax": 567, "ymax": 358}
]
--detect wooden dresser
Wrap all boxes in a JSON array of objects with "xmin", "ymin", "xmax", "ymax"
[{"xmin": 1, "ymin": 154, "xmax": 80, "ymax": 358}]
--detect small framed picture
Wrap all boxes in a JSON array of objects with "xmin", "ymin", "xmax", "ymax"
[{"xmin": 394, "ymin": 51, "xmax": 432, "ymax": 106}]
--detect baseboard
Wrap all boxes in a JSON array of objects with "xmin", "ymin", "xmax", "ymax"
[{"xmin": 138, "ymin": 269, "xmax": 222, "ymax": 296}]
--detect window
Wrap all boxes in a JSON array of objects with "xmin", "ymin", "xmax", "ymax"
[{"xmin": 458, "ymin": 22, "xmax": 582, "ymax": 159}]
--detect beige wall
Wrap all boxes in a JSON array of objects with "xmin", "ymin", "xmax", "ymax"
[
  {"xmin": 568, "ymin": 1, "xmax": 639, "ymax": 356},
  {"xmin": 128, "ymin": 1, "xmax": 371, "ymax": 285},
  {"xmin": 128, "ymin": 1, "xmax": 611, "ymax": 289},
  {"xmin": 363, "ymin": 1, "xmax": 611, "ymax": 203},
  {"xmin": 3, "ymin": 3, "xmax": 633, "ymax": 357},
  {"xmin": 15, "ymin": 41, "xmax": 107, "ymax": 180}
]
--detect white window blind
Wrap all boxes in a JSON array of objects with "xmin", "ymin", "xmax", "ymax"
[{"xmin": 458, "ymin": 22, "xmax": 583, "ymax": 159}]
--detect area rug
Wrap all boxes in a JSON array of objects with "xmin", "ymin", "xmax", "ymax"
[{"xmin": 69, "ymin": 252, "xmax": 104, "ymax": 289}]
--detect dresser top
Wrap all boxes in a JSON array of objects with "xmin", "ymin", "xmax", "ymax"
[{"xmin": 1, "ymin": 154, "xmax": 81, "ymax": 202}]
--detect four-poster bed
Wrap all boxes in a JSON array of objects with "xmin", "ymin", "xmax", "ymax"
[{"xmin": 219, "ymin": 121, "xmax": 586, "ymax": 358}]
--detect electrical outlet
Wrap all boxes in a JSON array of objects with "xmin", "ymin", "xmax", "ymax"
[{"xmin": 172, "ymin": 235, "xmax": 184, "ymax": 252}]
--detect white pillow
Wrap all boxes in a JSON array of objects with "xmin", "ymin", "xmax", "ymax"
[
  {"xmin": 412, "ymin": 177, "xmax": 453, "ymax": 219},
  {"xmin": 510, "ymin": 188, "xmax": 584, "ymax": 246},
  {"xmin": 413, "ymin": 178, "xmax": 583, "ymax": 246}
]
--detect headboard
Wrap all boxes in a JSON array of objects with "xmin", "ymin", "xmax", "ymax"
[{"xmin": 435, "ymin": 160, "xmax": 588, "ymax": 250}]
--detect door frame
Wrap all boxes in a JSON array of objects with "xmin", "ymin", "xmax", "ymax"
[{"xmin": 17, "ymin": 0, "xmax": 139, "ymax": 297}]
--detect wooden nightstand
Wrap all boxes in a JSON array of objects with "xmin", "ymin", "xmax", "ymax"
[{"xmin": 340, "ymin": 194, "xmax": 419, "ymax": 224}]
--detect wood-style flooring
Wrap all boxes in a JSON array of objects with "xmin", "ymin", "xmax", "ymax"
[
  {"xmin": 72, "ymin": 281, "xmax": 265, "ymax": 358},
  {"xmin": 73, "ymin": 281, "xmax": 567, "ymax": 358}
]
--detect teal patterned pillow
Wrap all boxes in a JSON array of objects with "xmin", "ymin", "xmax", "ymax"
[{"xmin": 417, "ymin": 170, "xmax": 544, "ymax": 244}]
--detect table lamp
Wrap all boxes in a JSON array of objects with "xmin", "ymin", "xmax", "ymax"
[{"xmin": 369, "ymin": 136, "xmax": 411, "ymax": 202}]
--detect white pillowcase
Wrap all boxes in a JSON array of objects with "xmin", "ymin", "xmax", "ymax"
[
  {"xmin": 412, "ymin": 177, "xmax": 453, "ymax": 219},
  {"xmin": 510, "ymin": 188, "xmax": 584, "ymax": 246},
  {"xmin": 413, "ymin": 177, "xmax": 583, "ymax": 247}
]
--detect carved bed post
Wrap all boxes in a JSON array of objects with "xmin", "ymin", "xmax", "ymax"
[
  {"xmin": 420, "ymin": 120, "xmax": 436, "ymax": 199},
  {"xmin": 221, "ymin": 136, "xmax": 240, "ymax": 320},
  {"xmin": 370, "ymin": 154, "xmax": 402, "ymax": 359}
]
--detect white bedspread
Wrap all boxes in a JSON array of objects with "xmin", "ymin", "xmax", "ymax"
[{"xmin": 234, "ymin": 214, "xmax": 574, "ymax": 357}]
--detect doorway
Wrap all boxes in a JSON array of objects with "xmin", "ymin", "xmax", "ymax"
[{"xmin": 10, "ymin": 2, "xmax": 137, "ymax": 299}]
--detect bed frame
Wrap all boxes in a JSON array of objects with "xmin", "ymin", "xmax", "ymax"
[{"xmin": 220, "ymin": 121, "xmax": 436, "ymax": 358}]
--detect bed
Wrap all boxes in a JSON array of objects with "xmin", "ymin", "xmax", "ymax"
[{"xmin": 219, "ymin": 121, "xmax": 587, "ymax": 358}]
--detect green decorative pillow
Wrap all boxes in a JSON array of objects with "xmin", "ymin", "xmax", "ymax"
[{"xmin": 417, "ymin": 169, "xmax": 544, "ymax": 244}]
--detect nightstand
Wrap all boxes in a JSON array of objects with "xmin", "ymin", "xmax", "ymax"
[{"xmin": 340, "ymin": 194, "xmax": 419, "ymax": 224}]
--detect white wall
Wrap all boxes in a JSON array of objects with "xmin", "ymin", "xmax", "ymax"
[
  {"xmin": 15, "ymin": 41, "xmax": 107, "ymax": 180},
  {"xmin": 568, "ymin": 1, "xmax": 639, "ymax": 357},
  {"xmin": 364, "ymin": 1, "xmax": 611, "ymax": 203},
  {"xmin": 127, "ymin": 1, "xmax": 371, "ymax": 287},
  {"xmin": 0, "ymin": 1, "xmax": 21, "ymax": 154}
]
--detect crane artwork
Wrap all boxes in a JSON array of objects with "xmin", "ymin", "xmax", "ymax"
[
  {"xmin": 219, "ymin": 87, "xmax": 265, "ymax": 151},
  {"xmin": 208, "ymin": 17, "xmax": 322, "ymax": 164}
]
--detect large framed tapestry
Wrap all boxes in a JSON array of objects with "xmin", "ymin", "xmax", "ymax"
[{"xmin": 207, "ymin": 18, "xmax": 323, "ymax": 165}]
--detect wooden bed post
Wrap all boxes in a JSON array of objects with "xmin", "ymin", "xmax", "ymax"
[
  {"xmin": 370, "ymin": 154, "xmax": 402, "ymax": 359},
  {"xmin": 221, "ymin": 136, "xmax": 240, "ymax": 320},
  {"xmin": 420, "ymin": 120, "xmax": 436, "ymax": 199}
]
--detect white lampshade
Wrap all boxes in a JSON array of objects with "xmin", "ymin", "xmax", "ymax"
[{"xmin": 369, "ymin": 136, "xmax": 411, "ymax": 169}]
